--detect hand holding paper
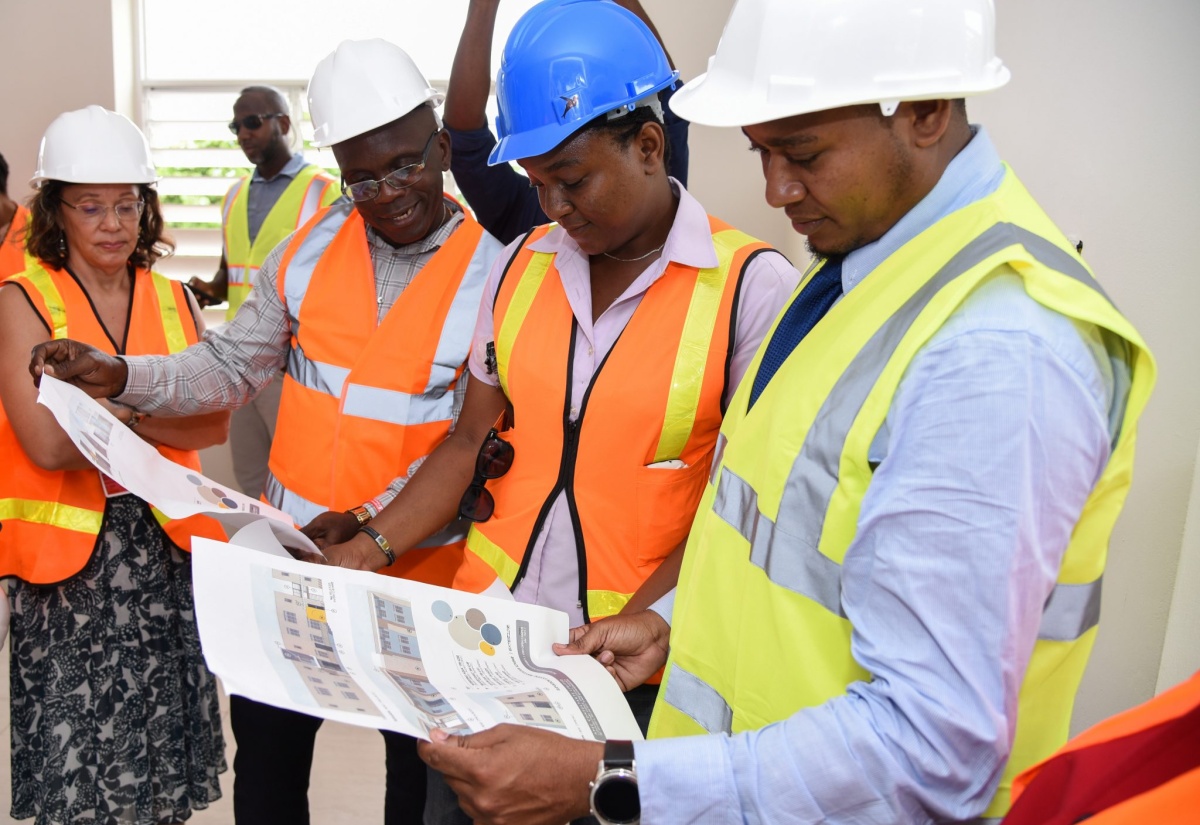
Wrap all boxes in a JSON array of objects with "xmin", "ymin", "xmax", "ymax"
[{"xmin": 36, "ymin": 375, "xmax": 320, "ymax": 555}]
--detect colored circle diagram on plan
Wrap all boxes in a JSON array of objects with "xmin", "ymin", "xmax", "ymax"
[
  {"xmin": 187, "ymin": 473, "xmax": 240, "ymax": 509},
  {"xmin": 431, "ymin": 600, "xmax": 503, "ymax": 656}
]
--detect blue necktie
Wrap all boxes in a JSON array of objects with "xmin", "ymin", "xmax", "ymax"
[{"xmin": 748, "ymin": 256, "xmax": 844, "ymax": 410}]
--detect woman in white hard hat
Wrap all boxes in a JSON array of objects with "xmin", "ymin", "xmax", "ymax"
[{"xmin": 0, "ymin": 106, "xmax": 229, "ymax": 824}]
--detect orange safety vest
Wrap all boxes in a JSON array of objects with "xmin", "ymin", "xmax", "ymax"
[
  {"xmin": 0, "ymin": 262, "xmax": 226, "ymax": 584},
  {"xmin": 455, "ymin": 218, "xmax": 771, "ymax": 621},
  {"xmin": 1003, "ymin": 670, "xmax": 1200, "ymax": 825},
  {"xmin": 266, "ymin": 200, "xmax": 499, "ymax": 586},
  {"xmin": 0, "ymin": 204, "xmax": 30, "ymax": 278}
]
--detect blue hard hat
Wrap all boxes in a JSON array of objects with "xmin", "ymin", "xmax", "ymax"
[{"xmin": 488, "ymin": 0, "xmax": 679, "ymax": 165}]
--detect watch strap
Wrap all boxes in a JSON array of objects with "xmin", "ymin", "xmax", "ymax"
[{"xmin": 603, "ymin": 739, "xmax": 635, "ymax": 770}]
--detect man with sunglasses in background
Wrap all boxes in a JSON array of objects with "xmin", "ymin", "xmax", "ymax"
[
  {"xmin": 30, "ymin": 39, "xmax": 503, "ymax": 825},
  {"xmin": 189, "ymin": 85, "xmax": 338, "ymax": 501}
]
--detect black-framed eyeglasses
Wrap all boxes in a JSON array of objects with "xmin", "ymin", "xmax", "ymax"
[
  {"xmin": 228, "ymin": 112, "xmax": 285, "ymax": 134},
  {"xmin": 340, "ymin": 129, "xmax": 442, "ymax": 203},
  {"xmin": 62, "ymin": 199, "xmax": 145, "ymax": 224},
  {"xmin": 458, "ymin": 428, "xmax": 514, "ymax": 522}
]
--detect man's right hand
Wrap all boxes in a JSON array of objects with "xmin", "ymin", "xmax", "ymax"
[
  {"xmin": 29, "ymin": 340, "xmax": 129, "ymax": 398},
  {"xmin": 553, "ymin": 610, "xmax": 671, "ymax": 692}
]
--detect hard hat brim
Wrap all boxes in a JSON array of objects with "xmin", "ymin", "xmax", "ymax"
[
  {"xmin": 488, "ymin": 75, "xmax": 678, "ymax": 166},
  {"xmin": 672, "ymin": 67, "xmax": 1012, "ymax": 128}
]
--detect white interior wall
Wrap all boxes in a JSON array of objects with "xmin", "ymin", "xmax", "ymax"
[
  {"xmin": 0, "ymin": 0, "xmax": 120, "ymax": 203},
  {"xmin": 967, "ymin": 0, "xmax": 1200, "ymax": 729},
  {"xmin": 2, "ymin": 0, "xmax": 1196, "ymax": 733}
]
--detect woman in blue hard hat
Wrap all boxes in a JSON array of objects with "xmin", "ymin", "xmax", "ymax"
[{"xmin": 316, "ymin": 1, "xmax": 797, "ymax": 815}]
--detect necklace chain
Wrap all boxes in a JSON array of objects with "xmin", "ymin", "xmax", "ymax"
[{"xmin": 601, "ymin": 241, "xmax": 666, "ymax": 263}]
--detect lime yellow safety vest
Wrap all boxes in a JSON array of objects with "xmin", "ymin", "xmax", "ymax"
[
  {"xmin": 221, "ymin": 163, "xmax": 338, "ymax": 319},
  {"xmin": 648, "ymin": 168, "xmax": 1156, "ymax": 822}
]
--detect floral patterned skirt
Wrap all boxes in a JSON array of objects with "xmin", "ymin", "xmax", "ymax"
[{"xmin": 8, "ymin": 496, "xmax": 226, "ymax": 824}]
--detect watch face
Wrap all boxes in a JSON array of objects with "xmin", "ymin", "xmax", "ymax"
[{"xmin": 593, "ymin": 771, "xmax": 639, "ymax": 824}]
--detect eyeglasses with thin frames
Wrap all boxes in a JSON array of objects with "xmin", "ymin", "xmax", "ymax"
[
  {"xmin": 340, "ymin": 129, "xmax": 442, "ymax": 203},
  {"xmin": 458, "ymin": 428, "xmax": 515, "ymax": 522},
  {"xmin": 62, "ymin": 199, "xmax": 145, "ymax": 224},
  {"xmin": 227, "ymin": 112, "xmax": 285, "ymax": 134}
]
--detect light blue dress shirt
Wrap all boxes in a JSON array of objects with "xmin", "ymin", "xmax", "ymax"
[{"xmin": 636, "ymin": 128, "xmax": 1119, "ymax": 824}]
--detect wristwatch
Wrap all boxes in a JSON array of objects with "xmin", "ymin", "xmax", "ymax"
[
  {"xmin": 590, "ymin": 740, "xmax": 639, "ymax": 825},
  {"xmin": 346, "ymin": 505, "xmax": 371, "ymax": 526}
]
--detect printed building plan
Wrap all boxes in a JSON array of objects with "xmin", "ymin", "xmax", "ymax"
[{"xmin": 194, "ymin": 536, "xmax": 642, "ymax": 742}]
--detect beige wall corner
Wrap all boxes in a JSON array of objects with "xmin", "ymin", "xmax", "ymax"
[
  {"xmin": 0, "ymin": 0, "xmax": 119, "ymax": 203},
  {"xmin": 1157, "ymin": 433, "xmax": 1200, "ymax": 694}
]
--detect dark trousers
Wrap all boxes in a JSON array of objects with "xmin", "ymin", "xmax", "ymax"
[
  {"xmin": 231, "ymin": 695, "xmax": 427, "ymax": 825},
  {"xmin": 424, "ymin": 684, "xmax": 660, "ymax": 825}
]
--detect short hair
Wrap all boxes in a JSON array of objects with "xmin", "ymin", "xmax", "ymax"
[
  {"xmin": 571, "ymin": 96, "xmax": 673, "ymax": 170},
  {"xmin": 26, "ymin": 181, "xmax": 174, "ymax": 270},
  {"xmin": 0, "ymin": 152, "xmax": 9, "ymax": 196},
  {"xmin": 239, "ymin": 85, "xmax": 290, "ymax": 116}
]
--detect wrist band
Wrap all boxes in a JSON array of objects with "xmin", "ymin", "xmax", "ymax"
[
  {"xmin": 358, "ymin": 525, "xmax": 395, "ymax": 566},
  {"xmin": 346, "ymin": 505, "xmax": 372, "ymax": 526}
]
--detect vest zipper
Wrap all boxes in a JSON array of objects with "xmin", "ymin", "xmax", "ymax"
[{"xmin": 509, "ymin": 319, "xmax": 621, "ymax": 624}]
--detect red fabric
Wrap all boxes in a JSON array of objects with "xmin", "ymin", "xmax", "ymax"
[{"xmin": 1004, "ymin": 671, "xmax": 1200, "ymax": 824}]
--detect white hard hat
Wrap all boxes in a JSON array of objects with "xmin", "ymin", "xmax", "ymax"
[
  {"xmin": 672, "ymin": 0, "xmax": 1011, "ymax": 128},
  {"xmin": 307, "ymin": 39, "xmax": 444, "ymax": 147},
  {"xmin": 30, "ymin": 105, "xmax": 156, "ymax": 188}
]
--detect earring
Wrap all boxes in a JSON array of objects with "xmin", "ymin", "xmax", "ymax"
[{"xmin": 58, "ymin": 235, "xmax": 67, "ymax": 254}]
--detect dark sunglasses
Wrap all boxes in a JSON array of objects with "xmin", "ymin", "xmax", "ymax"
[
  {"xmin": 458, "ymin": 429, "xmax": 515, "ymax": 522},
  {"xmin": 228, "ymin": 112, "xmax": 284, "ymax": 134}
]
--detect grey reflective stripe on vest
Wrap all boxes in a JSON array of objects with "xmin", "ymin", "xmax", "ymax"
[
  {"xmin": 264, "ymin": 472, "xmax": 324, "ymax": 525},
  {"xmin": 296, "ymin": 179, "xmax": 333, "ymax": 226},
  {"xmin": 661, "ymin": 663, "xmax": 735, "ymax": 734},
  {"xmin": 222, "ymin": 177, "xmax": 247, "ymax": 227},
  {"xmin": 227, "ymin": 264, "xmax": 251, "ymax": 287},
  {"xmin": 263, "ymin": 473, "xmax": 469, "ymax": 548},
  {"xmin": 341, "ymin": 383, "xmax": 453, "ymax": 426},
  {"xmin": 282, "ymin": 201, "xmax": 353, "ymax": 320},
  {"xmin": 709, "ymin": 432, "xmax": 727, "ymax": 485},
  {"xmin": 1038, "ymin": 576, "xmax": 1103, "ymax": 641},
  {"xmin": 710, "ymin": 222, "xmax": 1113, "ymax": 635},
  {"xmin": 286, "ymin": 340, "xmax": 351, "ymax": 397},
  {"xmin": 714, "ymin": 468, "xmax": 847, "ymax": 617},
  {"xmin": 339, "ymin": 233, "xmax": 496, "ymax": 425}
]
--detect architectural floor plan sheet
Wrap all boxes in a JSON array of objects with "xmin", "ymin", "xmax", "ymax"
[
  {"xmin": 38, "ymin": 374, "xmax": 640, "ymax": 741},
  {"xmin": 36, "ymin": 375, "xmax": 318, "ymax": 556},
  {"xmin": 192, "ymin": 530, "xmax": 643, "ymax": 742}
]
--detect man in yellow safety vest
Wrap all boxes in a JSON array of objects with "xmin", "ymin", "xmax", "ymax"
[
  {"xmin": 190, "ymin": 86, "xmax": 338, "ymax": 499},
  {"xmin": 415, "ymin": 2, "xmax": 1157, "ymax": 825}
]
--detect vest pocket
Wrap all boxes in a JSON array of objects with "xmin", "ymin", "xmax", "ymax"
[{"xmin": 635, "ymin": 460, "xmax": 708, "ymax": 566}]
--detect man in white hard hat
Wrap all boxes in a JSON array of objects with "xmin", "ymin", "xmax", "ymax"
[
  {"xmin": 30, "ymin": 39, "xmax": 503, "ymax": 825},
  {"xmin": 416, "ymin": 2, "xmax": 1156, "ymax": 824},
  {"xmin": 188, "ymin": 86, "xmax": 339, "ymax": 503}
]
